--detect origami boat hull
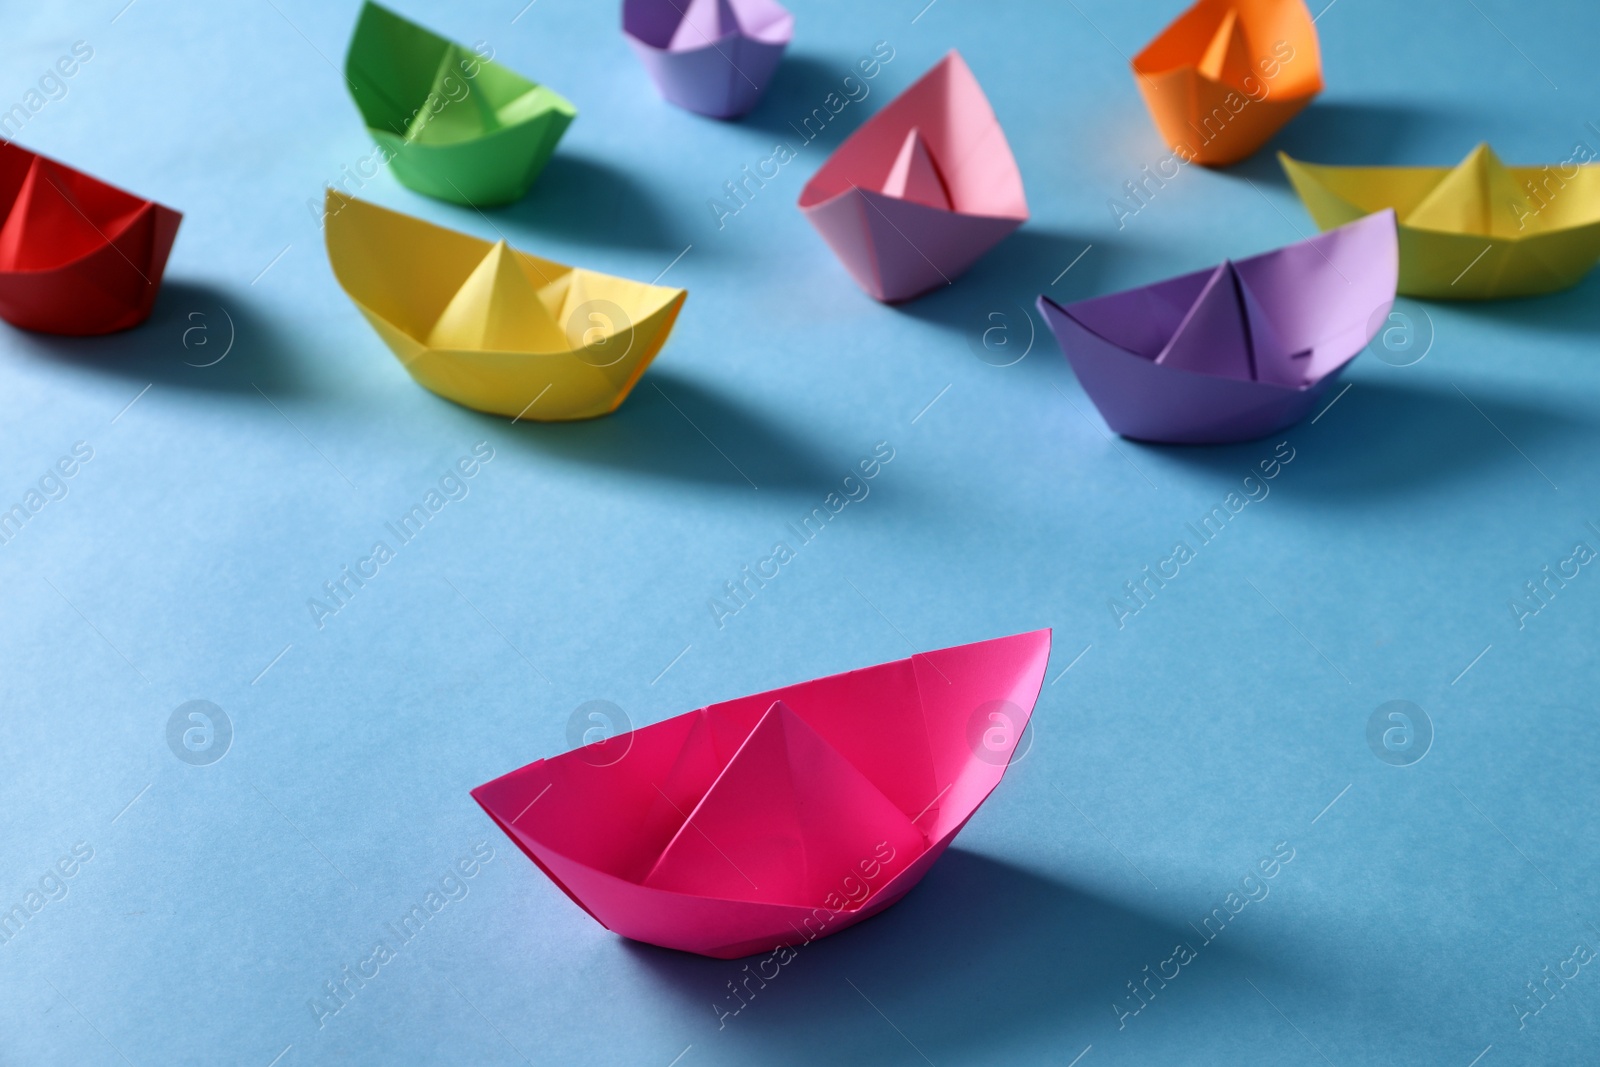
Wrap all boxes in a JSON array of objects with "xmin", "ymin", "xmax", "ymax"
[
  {"xmin": 1134, "ymin": 68, "xmax": 1314, "ymax": 167},
  {"xmin": 0, "ymin": 144, "xmax": 181, "ymax": 336},
  {"xmin": 1131, "ymin": 0, "xmax": 1323, "ymax": 167},
  {"xmin": 1281, "ymin": 152, "xmax": 1600, "ymax": 299},
  {"xmin": 799, "ymin": 51, "xmax": 1027, "ymax": 303},
  {"xmin": 372, "ymin": 118, "xmax": 574, "ymax": 208},
  {"xmin": 472, "ymin": 630, "xmax": 1052, "ymax": 958},
  {"xmin": 623, "ymin": 0, "xmax": 793, "ymax": 119},
  {"xmin": 805, "ymin": 187, "xmax": 1023, "ymax": 304},
  {"xmin": 1039, "ymin": 211, "xmax": 1397, "ymax": 444},
  {"xmin": 324, "ymin": 191, "xmax": 685, "ymax": 420}
]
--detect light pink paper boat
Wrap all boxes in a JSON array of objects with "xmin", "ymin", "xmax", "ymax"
[
  {"xmin": 472, "ymin": 630, "xmax": 1051, "ymax": 958},
  {"xmin": 798, "ymin": 51, "xmax": 1028, "ymax": 303}
]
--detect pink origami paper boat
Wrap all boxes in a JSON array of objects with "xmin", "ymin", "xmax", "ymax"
[
  {"xmin": 623, "ymin": 0, "xmax": 794, "ymax": 119},
  {"xmin": 472, "ymin": 630, "xmax": 1051, "ymax": 959},
  {"xmin": 798, "ymin": 51, "xmax": 1027, "ymax": 303},
  {"xmin": 1037, "ymin": 210, "xmax": 1397, "ymax": 444}
]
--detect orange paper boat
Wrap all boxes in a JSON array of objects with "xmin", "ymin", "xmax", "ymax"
[
  {"xmin": 472, "ymin": 630, "xmax": 1051, "ymax": 958},
  {"xmin": 1131, "ymin": 0, "xmax": 1322, "ymax": 167}
]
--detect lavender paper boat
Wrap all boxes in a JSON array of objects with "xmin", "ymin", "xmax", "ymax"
[
  {"xmin": 798, "ymin": 51, "xmax": 1027, "ymax": 303},
  {"xmin": 1037, "ymin": 210, "xmax": 1397, "ymax": 444},
  {"xmin": 623, "ymin": 0, "xmax": 793, "ymax": 119}
]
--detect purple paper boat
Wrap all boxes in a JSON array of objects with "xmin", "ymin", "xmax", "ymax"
[
  {"xmin": 1037, "ymin": 210, "xmax": 1398, "ymax": 444},
  {"xmin": 798, "ymin": 51, "xmax": 1028, "ymax": 303},
  {"xmin": 623, "ymin": 0, "xmax": 793, "ymax": 119}
]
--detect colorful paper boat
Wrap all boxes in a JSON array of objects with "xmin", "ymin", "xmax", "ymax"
[
  {"xmin": 344, "ymin": 1, "xmax": 576, "ymax": 206},
  {"xmin": 1132, "ymin": 0, "xmax": 1322, "ymax": 167},
  {"xmin": 324, "ymin": 191, "xmax": 685, "ymax": 421},
  {"xmin": 623, "ymin": 0, "xmax": 793, "ymax": 119},
  {"xmin": 472, "ymin": 630, "xmax": 1051, "ymax": 959},
  {"xmin": 1281, "ymin": 144, "xmax": 1600, "ymax": 299},
  {"xmin": 798, "ymin": 51, "xmax": 1027, "ymax": 303},
  {"xmin": 1037, "ymin": 211, "xmax": 1396, "ymax": 444},
  {"xmin": 0, "ymin": 143, "xmax": 180, "ymax": 336}
]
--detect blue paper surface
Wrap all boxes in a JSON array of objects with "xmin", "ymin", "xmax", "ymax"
[{"xmin": 2, "ymin": 1, "xmax": 1598, "ymax": 1064}]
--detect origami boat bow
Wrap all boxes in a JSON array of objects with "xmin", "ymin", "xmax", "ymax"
[
  {"xmin": 472, "ymin": 630, "xmax": 1052, "ymax": 958},
  {"xmin": 0, "ymin": 143, "xmax": 180, "ymax": 336},
  {"xmin": 344, "ymin": 1, "xmax": 576, "ymax": 206},
  {"xmin": 1038, "ymin": 211, "xmax": 1397, "ymax": 444},
  {"xmin": 623, "ymin": 0, "xmax": 794, "ymax": 119},
  {"xmin": 1282, "ymin": 143, "xmax": 1600, "ymax": 299},
  {"xmin": 798, "ymin": 51, "xmax": 1027, "ymax": 303}
]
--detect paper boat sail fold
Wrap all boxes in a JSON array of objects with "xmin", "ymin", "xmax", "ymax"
[
  {"xmin": 472, "ymin": 629, "xmax": 1052, "ymax": 958},
  {"xmin": 324, "ymin": 191, "xmax": 685, "ymax": 420},
  {"xmin": 623, "ymin": 0, "xmax": 794, "ymax": 119},
  {"xmin": 1038, "ymin": 210, "xmax": 1396, "ymax": 444},
  {"xmin": 1132, "ymin": 0, "xmax": 1322, "ymax": 167},
  {"xmin": 1281, "ymin": 144, "xmax": 1600, "ymax": 299},
  {"xmin": 798, "ymin": 51, "xmax": 1027, "ymax": 303},
  {"xmin": 0, "ymin": 143, "xmax": 180, "ymax": 336},
  {"xmin": 344, "ymin": 1, "xmax": 576, "ymax": 206}
]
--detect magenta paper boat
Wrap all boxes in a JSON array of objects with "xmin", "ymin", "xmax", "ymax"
[
  {"xmin": 1037, "ymin": 210, "xmax": 1397, "ymax": 444},
  {"xmin": 798, "ymin": 51, "xmax": 1027, "ymax": 303},
  {"xmin": 623, "ymin": 0, "xmax": 793, "ymax": 119},
  {"xmin": 471, "ymin": 630, "xmax": 1051, "ymax": 959}
]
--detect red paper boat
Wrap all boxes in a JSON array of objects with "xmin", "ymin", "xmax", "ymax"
[
  {"xmin": 472, "ymin": 630, "xmax": 1051, "ymax": 958},
  {"xmin": 798, "ymin": 51, "xmax": 1027, "ymax": 303},
  {"xmin": 0, "ymin": 143, "xmax": 181, "ymax": 335}
]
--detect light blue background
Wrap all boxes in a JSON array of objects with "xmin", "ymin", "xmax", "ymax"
[{"xmin": 2, "ymin": 1, "xmax": 1598, "ymax": 1064}]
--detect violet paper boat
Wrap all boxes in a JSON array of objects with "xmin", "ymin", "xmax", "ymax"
[
  {"xmin": 798, "ymin": 51, "xmax": 1027, "ymax": 303},
  {"xmin": 1037, "ymin": 210, "xmax": 1397, "ymax": 444},
  {"xmin": 472, "ymin": 630, "xmax": 1051, "ymax": 959},
  {"xmin": 623, "ymin": 0, "xmax": 793, "ymax": 119}
]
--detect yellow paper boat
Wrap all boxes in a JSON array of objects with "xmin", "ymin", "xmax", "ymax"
[
  {"xmin": 324, "ymin": 191, "xmax": 686, "ymax": 420},
  {"xmin": 1280, "ymin": 144, "xmax": 1600, "ymax": 299}
]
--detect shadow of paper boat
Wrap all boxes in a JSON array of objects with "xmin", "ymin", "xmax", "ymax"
[
  {"xmin": 0, "ymin": 143, "xmax": 181, "ymax": 336},
  {"xmin": 1282, "ymin": 144, "xmax": 1600, "ymax": 299},
  {"xmin": 344, "ymin": 1, "xmax": 576, "ymax": 206},
  {"xmin": 1038, "ymin": 210, "xmax": 1397, "ymax": 444},
  {"xmin": 324, "ymin": 191, "xmax": 686, "ymax": 420},
  {"xmin": 623, "ymin": 0, "xmax": 793, "ymax": 119},
  {"xmin": 798, "ymin": 51, "xmax": 1027, "ymax": 303},
  {"xmin": 472, "ymin": 630, "xmax": 1052, "ymax": 959},
  {"xmin": 1132, "ymin": 0, "xmax": 1323, "ymax": 167}
]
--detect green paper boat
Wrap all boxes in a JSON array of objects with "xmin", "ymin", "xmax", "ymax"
[{"xmin": 343, "ymin": 1, "xmax": 576, "ymax": 206}]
